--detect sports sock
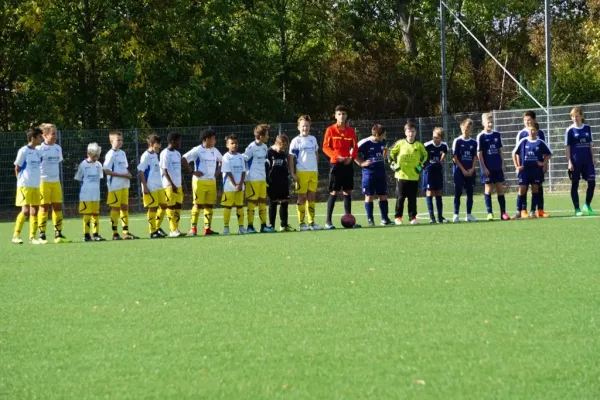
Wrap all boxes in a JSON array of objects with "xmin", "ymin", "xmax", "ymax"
[
  {"xmin": 379, "ymin": 199, "xmax": 389, "ymax": 221},
  {"xmin": 223, "ymin": 208, "xmax": 232, "ymax": 228},
  {"xmin": 538, "ymin": 187, "xmax": 545, "ymax": 210},
  {"xmin": 91, "ymin": 215, "xmax": 100, "ymax": 234},
  {"xmin": 435, "ymin": 196, "xmax": 444, "ymax": 219},
  {"xmin": 167, "ymin": 209, "xmax": 176, "ymax": 232},
  {"xmin": 426, "ymin": 196, "xmax": 434, "ymax": 219},
  {"xmin": 147, "ymin": 210, "xmax": 157, "ymax": 233},
  {"xmin": 247, "ymin": 201, "xmax": 256, "ymax": 226},
  {"xmin": 297, "ymin": 203, "xmax": 306, "ymax": 224},
  {"xmin": 531, "ymin": 192, "xmax": 538, "ymax": 212},
  {"xmin": 586, "ymin": 180, "xmax": 596, "ymax": 206},
  {"xmin": 258, "ymin": 202, "xmax": 267, "ymax": 225},
  {"xmin": 484, "ymin": 193, "xmax": 492, "ymax": 214},
  {"xmin": 38, "ymin": 208, "xmax": 48, "ymax": 235},
  {"xmin": 14, "ymin": 212, "xmax": 26, "ymax": 237},
  {"xmin": 269, "ymin": 202, "xmax": 277, "ymax": 227},
  {"xmin": 498, "ymin": 195, "xmax": 506, "ymax": 214},
  {"xmin": 204, "ymin": 207, "xmax": 213, "ymax": 228},
  {"xmin": 365, "ymin": 201, "xmax": 374, "ymax": 221},
  {"xmin": 83, "ymin": 215, "xmax": 91, "ymax": 235},
  {"xmin": 307, "ymin": 201, "xmax": 316, "ymax": 224},
  {"xmin": 29, "ymin": 214, "xmax": 38, "ymax": 239},
  {"xmin": 236, "ymin": 207, "xmax": 244, "ymax": 227},
  {"xmin": 120, "ymin": 210, "xmax": 130, "ymax": 234},
  {"xmin": 280, "ymin": 203, "xmax": 289, "ymax": 227},
  {"xmin": 466, "ymin": 188, "xmax": 474, "ymax": 214},
  {"xmin": 343, "ymin": 194, "xmax": 352, "ymax": 214},
  {"xmin": 110, "ymin": 209, "xmax": 119, "ymax": 235},
  {"xmin": 173, "ymin": 209, "xmax": 181, "ymax": 230},
  {"xmin": 326, "ymin": 195, "xmax": 336, "ymax": 224},
  {"xmin": 53, "ymin": 210, "xmax": 63, "ymax": 233},
  {"xmin": 571, "ymin": 180, "xmax": 580, "ymax": 209},
  {"xmin": 191, "ymin": 205, "xmax": 200, "ymax": 227},
  {"xmin": 156, "ymin": 208, "xmax": 166, "ymax": 230},
  {"xmin": 453, "ymin": 193, "xmax": 461, "ymax": 215}
]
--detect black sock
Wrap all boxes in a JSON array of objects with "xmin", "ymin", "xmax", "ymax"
[
  {"xmin": 586, "ymin": 180, "xmax": 596, "ymax": 206},
  {"xmin": 280, "ymin": 203, "xmax": 289, "ymax": 226},
  {"xmin": 268, "ymin": 202, "xmax": 277, "ymax": 227},
  {"xmin": 343, "ymin": 194, "xmax": 352, "ymax": 214},
  {"xmin": 326, "ymin": 194, "xmax": 336, "ymax": 224}
]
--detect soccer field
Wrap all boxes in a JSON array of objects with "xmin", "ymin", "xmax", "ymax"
[{"xmin": 2, "ymin": 193, "xmax": 599, "ymax": 398}]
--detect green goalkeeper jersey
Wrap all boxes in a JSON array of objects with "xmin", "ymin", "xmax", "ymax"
[{"xmin": 389, "ymin": 139, "xmax": 428, "ymax": 181}]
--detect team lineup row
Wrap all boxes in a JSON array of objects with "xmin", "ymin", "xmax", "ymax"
[{"xmin": 10, "ymin": 106, "xmax": 596, "ymax": 244}]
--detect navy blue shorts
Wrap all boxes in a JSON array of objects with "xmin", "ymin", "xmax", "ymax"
[
  {"xmin": 518, "ymin": 168, "xmax": 543, "ymax": 186},
  {"xmin": 481, "ymin": 169, "xmax": 505, "ymax": 184},
  {"xmin": 570, "ymin": 163, "xmax": 596, "ymax": 181},
  {"xmin": 362, "ymin": 172, "xmax": 387, "ymax": 196},
  {"xmin": 454, "ymin": 171, "xmax": 476, "ymax": 191},
  {"xmin": 422, "ymin": 168, "xmax": 444, "ymax": 191}
]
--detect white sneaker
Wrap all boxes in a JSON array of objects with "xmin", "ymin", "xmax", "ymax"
[
  {"xmin": 465, "ymin": 214, "xmax": 477, "ymax": 222},
  {"xmin": 169, "ymin": 229, "xmax": 182, "ymax": 237},
  {"xmin": 410, "ymin": 218, "xmax": 419, "ymax": 225},
  {"xmin": 12, "ymin": 237, "xmax": 23, "ymax": 244},
  {"xmin": 238, "ymin": 227, "xmax": 246, "ymax": 235},
  {"xmin": 452, "ymin": 214, "xmax": 461, "ymax": 223},
  {"xmin": 222, "ymin": 227, "xmax": 230, "ymax": 235},
  {"xmin": 309, "ymin": 223, "xmax": 323, "ymax": 231},
  {"xmin": 299, "ymin": 223, "xmax": 310, "ymax": 231},
  {"xmin": 324, "ymin": 223, "xmax": 336, "ymax": 230},
  {"xmin": 29, "ymin": 238, "xmax": 41, "ymax": 245},
  {"xmin": 395, "ymin": 217, "xmax": 403, "ymax": 225}
]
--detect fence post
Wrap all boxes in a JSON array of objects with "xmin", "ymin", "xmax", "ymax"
[
  {"xmin": 58, "ymin": 129, "xmax": 64, "ymax": 190},
  {"xmin": 418, "ymin": 117, "xmax": 423, "ymax": 143},
  {"xmin": 546, "ymin": 108, "xmax": 553, "ymax": 192},
  {"xmin": 134, "ymin": 128, "xmax": 142, "ymax": 213}
]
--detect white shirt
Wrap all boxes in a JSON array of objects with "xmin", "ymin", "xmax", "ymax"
[
  {"xmin": 14, "ymin": 146, "xmax": 42, "ymax": 188},
  {"xmin": 160, "ymin": 148, "xmax": 182, "ymax": 188},
  {"xmin": 289, "ymin": 135, "xmax": 319, "ymax": 172},
  {"xmin": 183, "ymin": 145, "xmax": 223, "ymax": 181},
  {"xmin": 37, "ymin": 142, "xmax": 63, "ymax": 182},
  {"xmin": 103, "ymin": 149, "xmax": 131, "ymax": 191},
  {"xmin": 74, "ymin": 159, "xmax": 103, "ymax": 201},
  {"xmin": 243, "ymin": 141, "xmax": 268, "ymax": 181},
  {"xmin": 221, "ymin": 152, "xmax": 246, "ymax": 192},
  {"xmin": 137, "ymin": 150, "xmax": 162, "ymax": 192}
]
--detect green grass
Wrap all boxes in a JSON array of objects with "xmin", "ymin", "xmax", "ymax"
[{"xmin": 2, "ymin": 194, "xmax": 600, "ymax": 398}]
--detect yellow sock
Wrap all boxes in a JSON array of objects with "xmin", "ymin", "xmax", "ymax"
[
  {"xmin": 147, "ymin": 210, "xmax": 157, "ymax": 233},
  {"xmin": 247, "ymin": 201, "xmax": 256, "ymax": 225},
  {"xmin": 297, "ymin": 203, "xmax": 306, "ymax": 224},
  {"xmin": 236, "ymin": 207, "xmax": 244, "ymax": 227},
  {"xmin": 308, "ymin": 201, "xmax": 316, "ymax": 224},
  {"xmin": 156, "ymin": 208, "xmax": 166, "ymax": 230},
  {"xmin": 173, "ymin": 209, "xmax": 181, "ymax": 230},
  {"xmin": 120, "ymin": 210, "xmax": 130, "ymax": 234},
  {"xmin": 258, "ymin": 202, "xmax": 267, "ymax": 225},
  {"xmin": 83, "ymin": 215, "xmax": 91, "ymax": 234},
  {"xmin": 38, "ymin": 209, "xmax": 48, "ymax": 234},
  {"xmin": 191, "ymin": 206, "xmax": 200, "ymax": 227},
  {"xmin": 53, "ymin": 210, "xmax": 63, "ymax": 232},
  {"xmin": 223, "ymin": 208, "xmax": 232, "ymax": 228},
  {"xmin": 110, "ymin": 209, "xmax": 119, "ymax": 235},
  {"xmin": 204, "ymin": 207, "xmax": 213, "ymax": 228},
  {"xmin": 29, "ymin": 214, "xmax": 38, "ymax": 239},
  {"xmin": 167, "ymin": 209, "xmax": 176, "ymax": 232},
  {"xmin": 13, "ymin": 212, "xmax": 26, "ymax": 237},
  {"xmin": 91, "ymin": 215, "xmax": 100, "ymax": 234}
]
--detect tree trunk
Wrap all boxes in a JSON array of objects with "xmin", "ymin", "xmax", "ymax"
[
  {"xmin": 277, "ymin": 0, "xmax": 288, "ymax": 104},
  {"xmin": 396, "ymin": 0, "xmax": 417, "ymax": 59}
]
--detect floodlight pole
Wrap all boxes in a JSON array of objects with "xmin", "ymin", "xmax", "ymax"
[
  {"xmin": 440, "ymin": 0, "xmax": 448, "ymax": 136},
  {"xmin": 545, "ymin": 0, "xmax": 553, "ymax": 191}
]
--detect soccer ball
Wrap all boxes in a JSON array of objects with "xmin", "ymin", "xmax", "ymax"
[{"xmin": 341, "ymin": 214, "xmax": 356, "ymax": 228}]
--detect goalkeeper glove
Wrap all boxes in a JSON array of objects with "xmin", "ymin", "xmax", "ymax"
[
  {"xmin": 415, "ymin": 164, "xmax": 423, "ymax": 174},
  {"xmin": 390, "ymin": 162, "xmax": 401, "ymax": 172}
]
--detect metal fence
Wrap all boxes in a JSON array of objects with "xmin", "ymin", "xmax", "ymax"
[{"xmin": 1, "ymin": 103, "xmax": 598, "ymax": 219}]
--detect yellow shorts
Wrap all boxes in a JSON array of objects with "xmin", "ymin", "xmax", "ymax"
[
  {"xmin": 192, "ymin": 180, "xmax": 217, "ymax": 205},
  {"xmin": 15, "ymin": 187, "xmax": 41, "ymax": 207},
  {"xmin": 40, "ymin": 181, "xmax": 63, "ymax": 204},
  {"xmin": 143, "ymin": 190, "xmax": 167, "ymax": 208},
  {"xmin": 245, "ymin": 181, "xmax": 267, "ymax": 201},
  {"xmin": 79, "ymin": 201, "xmax": 100, "ymax": 215},
  {"xmin": 165, "ymin": 187, "xmax": 184, "ymax": 207},
  {"xmin": 221, "ymin": 190, "xmax": 244, "ymax": 208},
  {"xmin": 295, "ymin": 171, "xmax": 319, "ymax": 194},
  {"xmin": 107, "ymin": 188, "xmax": 129, "ymax": 207}
]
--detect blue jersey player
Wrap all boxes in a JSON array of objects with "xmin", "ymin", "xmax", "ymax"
[
  {"xmin": 516, "ymin": 111, "xmax": 549, "ymax": 217},
  {"xmin": 477, "ymin": 113, "xmax": 509, "ymax": 221},
  {"xmin": 423, "ymin": 127, "xmax": 449, "ymax": 223},
  {"xmin": 566, "ymin": 107, "xmax": 596, "ymax": 216},
  {"xmin": 452, "ymin": 119, "xmax": 478, "ymax": 222},
  {"xmin": 356, "ymin": 125, "xmax": 393, "ymax": 226},
  {"xmin": 511, "ymin": 125, "xmax": 552, "ymax": 219}
]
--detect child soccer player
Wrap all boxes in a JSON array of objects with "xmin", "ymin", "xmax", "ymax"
[
  {"xmin": 12, "ymin": 128, "xmax": 43, "ymax": 244},
  {"xmin": 289, "ymin": 115, "xmax": 322, "ymax": 231},
  {"xmin": 512, "ymin": 124, "xmax": 552, "ymax": 218},
  {"xmin": 75, "ymin": 143, "xmax": 105, "ymax": 241},
  {"xmin": 452, "ymin": 119, "xmax": 479, "ymax": 222},
  {"xmin": 516, "ymin": 111, "xmax": 550, "ymax": 217},
  {"xmin": 389, "ymin": 122, "xmax": 427, "ymax": 225},
  {"xmin": 183, "ymin": 129, "xmax": 222, "ymax": 236},
  {"xmin": 244, "ymin": 124, "xmax": 276, "ymax": 233},
  {"xmin": 221, "ymin": 135, "xmax": 246, "ymax": 235},
  {"xmin": 267, "ymin": 134, "xmax": 294, "ymax": 232},
  {"xmin": 160, "ymin": 132, "xmax": 186, "ymax": 237},
  {"xmin": 37, "ymin": 123, "xmax": 71, "ymax": 243},
  {"xmin": 356, "ymin": 124, "xmax": 393, "ymax": 226},
  {"xmin": 103, "ymin": 131, "xmax": 138, "ymax": 240},
  {"xmin": 423, "ymin": 127, "xmax": 449, "ymax": 224},
  {"xmin": 138, "ymin": 135, "xmax": 167, "ymax": 238},
  {"xmin": 322, "ymin": 105, "xmax": 359, "ymax": 229},
  {"xmin": 477, "ymin": 113, "xmax": 509, "ymax": 221},
  {"xmin": 565, "ymin": 107, "xmax": 596, "ymax": 216}
]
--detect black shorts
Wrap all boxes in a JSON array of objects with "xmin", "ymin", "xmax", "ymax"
[
  {"xmin": 267, "ymin": 179, "xmax": 290, "ymax": 201},
  {"xmin": 328, "ymin": 163, "xmax": 354, "ymax": 192}
]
